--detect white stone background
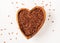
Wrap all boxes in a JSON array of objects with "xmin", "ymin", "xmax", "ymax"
[{"xmin": 0, "ymin": 0, "xmax": 60, "ymax": 43}]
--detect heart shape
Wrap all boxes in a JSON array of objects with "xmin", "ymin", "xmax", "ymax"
[{"xmin": 17, "ymin": 6, "xmax": 46, "ymax": 39}]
